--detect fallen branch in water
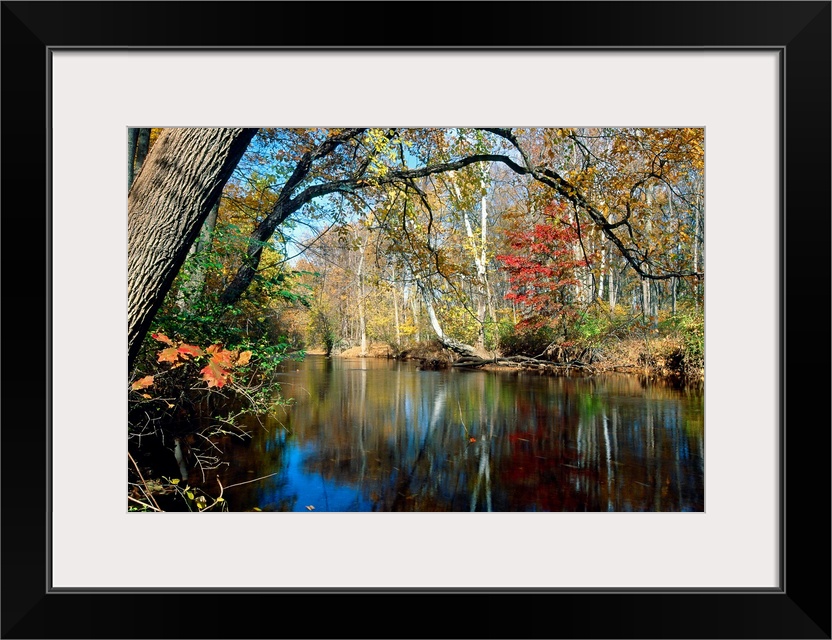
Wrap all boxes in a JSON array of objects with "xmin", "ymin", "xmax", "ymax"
[
  {"xmin": 222, "ymin": 472, "xmax": 281, "ymax": 490},
  {"xmin": 451, "ymin": 355, "xmax": 596, "ymax": 374}
]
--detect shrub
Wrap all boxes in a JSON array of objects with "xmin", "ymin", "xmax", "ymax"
[
  {"xmin": 498, "ymin": 320, "xmax": 559, "ymax": 357},
  {"xmin": 654, "ymin": 311, "xmax": 704, "ymax": 380}
]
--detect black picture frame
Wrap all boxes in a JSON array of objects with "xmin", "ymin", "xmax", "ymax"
[{"xmin": 2, "ymin": 2, "xmax": 829, "ymax": 638}]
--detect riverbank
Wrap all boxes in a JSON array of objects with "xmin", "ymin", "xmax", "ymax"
[{"xmin": 308, "ymin": 338, "xmax": 703, "ymax": 385}]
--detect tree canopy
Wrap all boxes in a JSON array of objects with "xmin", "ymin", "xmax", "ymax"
[{"xmin": 128, "ymin": 126, "xmax": 704, "ymax": 370}]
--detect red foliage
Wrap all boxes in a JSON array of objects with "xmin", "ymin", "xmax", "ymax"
[
  {"xmin": 199, "ymin": 346, "xmax": 238, "ymax": 388},
  {"xmin": 145, "ymin": 331, "xmax": 241, "ymax": 390},
  {"xmin": 177, "ymin": 343, "xmax": 203, "ymax": 359},
  {"xmin": 200, "ymin": 359, "xmax": 231, "ymax": 388},
  {"xmin": 157, "ymin": 346, "xmax": 180, "ymax": 364},
  {"xmin": 496, "ymin": 201, "xmax": 583, "ymax": 319}
]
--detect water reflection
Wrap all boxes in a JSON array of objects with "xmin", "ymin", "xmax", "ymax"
[{"xmin": 208, "ymin": 356, "xmax": 703, "ymax": 512}]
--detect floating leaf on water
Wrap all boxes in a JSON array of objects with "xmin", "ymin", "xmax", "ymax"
[{"xmin": 252, "ymin": 507, "xmax": 262, "ymax": 512}]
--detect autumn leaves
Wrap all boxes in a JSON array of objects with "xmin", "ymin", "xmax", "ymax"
[{"xmin": 130, "ymin": 332, "xmax": 253, "ymax": 392}]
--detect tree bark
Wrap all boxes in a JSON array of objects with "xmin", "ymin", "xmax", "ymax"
[
  {"xmin": 128, "ymin": 127, "xmax": 257, "ymax": 371},
  {"xmin": 175, "ymin": 198, "xmax": 220, "ymax": 312},
  {"xmin": 127, "ymin": 128, "xmax": 139, "ymax": 190},
  {"xmin": 672, "ymin": 276, "xmax": 677, "ymax": 317},
  {"xmin": 356, "ymin": 235, "xmax": 368, "ymax": 356},
  {"xmin": 391, "ymin": 265, "xmax": 401, "ymax": 349},
  {"xmin": 135, "ymin": 128, "xmax": 151, "ymax": 178},
  {"xmin": 417, "ymin": 280, "xmax": 478, "ymax": 357},
  {"xmin": 693, "ymin": 195, "xmax": 701, "ymax": 310}
]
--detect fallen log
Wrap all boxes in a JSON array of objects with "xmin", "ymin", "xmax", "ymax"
[{"xmin": 451, "ymin": 355, "xmax": 596, "ymax": 374}]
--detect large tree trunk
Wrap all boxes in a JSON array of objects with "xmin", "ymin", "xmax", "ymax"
[{"xmin": 128, "ymin": 127, "xmax": 257, "ymax": 371}]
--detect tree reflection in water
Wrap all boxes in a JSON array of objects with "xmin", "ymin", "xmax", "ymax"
[{"xmin": 209, "ymin": 356, "xmax": 703, "ymax": 512}]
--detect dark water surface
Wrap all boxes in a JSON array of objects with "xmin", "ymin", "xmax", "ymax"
[{"xmin": 205, "ymin": 356, "xmax": 703, "ymax": 512}]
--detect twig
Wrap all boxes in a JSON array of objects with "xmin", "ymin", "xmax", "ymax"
[
  {"xmin": 457, "ymin": 399, "xmax": 469, "ymax": 437},
  {"xmin": 128, "ymin": 495, "xmax": 162, "ymax": 512},
  {"xmin": 201, "ymin": 476, "xmax": 226, "ymax": 511},
  {"xmin": 128, "ymin": 451, "xmax": 162, "ymax": 512},
  {"xmin": 222, "ymin": 472, "xmax": 280, "ymax": 490}
]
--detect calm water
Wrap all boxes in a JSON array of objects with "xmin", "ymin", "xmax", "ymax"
[{"xmin": 198, "ymin": 356, "xmax": 703, "ymax": 512}]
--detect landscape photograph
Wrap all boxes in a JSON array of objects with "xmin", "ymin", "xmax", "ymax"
[{"xmin": 127, "ymin": 126, "xmax": 704, "ymax": 513}]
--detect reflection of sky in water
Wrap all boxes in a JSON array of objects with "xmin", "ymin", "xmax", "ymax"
[
  {"xmin": 256, "ymin": 443, "xmax": 369, "ymax": 512},
  {"xmin": 230, "ymin": 357, "xmax": 703, "ymax": 512}
]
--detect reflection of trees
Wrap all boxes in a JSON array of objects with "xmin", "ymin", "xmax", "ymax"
[
  {"xmin": 246, "ymin": 358, "xmax": 703, "ymax": 511},
  {"xmin": 197, "ymin": 420, "xmax": 294, "ymax": 511}
]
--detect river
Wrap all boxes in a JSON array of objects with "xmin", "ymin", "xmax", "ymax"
[{"xmin": 193, "ymin": 355, "xmax": 704, "ymax": 512}]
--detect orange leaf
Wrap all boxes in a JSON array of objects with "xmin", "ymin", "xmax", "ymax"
[
  {"xmin": 206, "ymin": 346, "xmax": 236, "ymax": 367},
  {"xmin": 157, "ymin": 347, "xmax": 179, "ymax": 363},
  {"xmin": 177, "ymin": 343, "xmax": 203, "ymax": 359},
  {"xmin": 201, "ymin": 360, "xmax": 231, "ymax": 388},
  {"xmin": 236, "ymin": 350, "xmax": 252, "ymax": 367},
  {"xmin": 131, "ymin": 375, "xmax": 155, "ymax": 390},
  {"xmin": 151, "ymin": 333, "xmax": 174, "ymax": 345}
]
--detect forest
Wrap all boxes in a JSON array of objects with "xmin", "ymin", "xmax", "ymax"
[{"xmin": 127, "ymin": 127, "xmax": 704, "ymax": 513}]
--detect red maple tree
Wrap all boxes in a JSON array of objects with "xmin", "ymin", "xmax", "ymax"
[{"xmin": 496, "ymin": 200, "xmax": 583, "ymax": 326}]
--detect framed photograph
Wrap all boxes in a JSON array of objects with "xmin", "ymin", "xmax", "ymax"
[{"xmin": 3, "ymin": 1, "xmax": 829, "ymax": 638}]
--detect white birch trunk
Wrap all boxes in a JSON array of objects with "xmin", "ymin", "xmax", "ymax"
[
  {"xmin": 391, "ymin": 265, "xmax": 401, "ymax": 349},
  {"xmin": 355, "ymin": 234, "xmax": 368, "ymax": 356}
]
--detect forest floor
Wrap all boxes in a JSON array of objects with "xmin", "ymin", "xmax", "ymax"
[{"xmin": 338, "ymin": 344, "xmax": 395, "ymax": 358}]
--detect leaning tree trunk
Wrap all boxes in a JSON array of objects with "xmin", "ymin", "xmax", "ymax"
[
  {"xmin": 416, "ymin": 280, "xmax": 478, "ymax": 357},
  {"xmin": 128, "ymin": 127, "xmax": 257, "ymax": 371}
]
